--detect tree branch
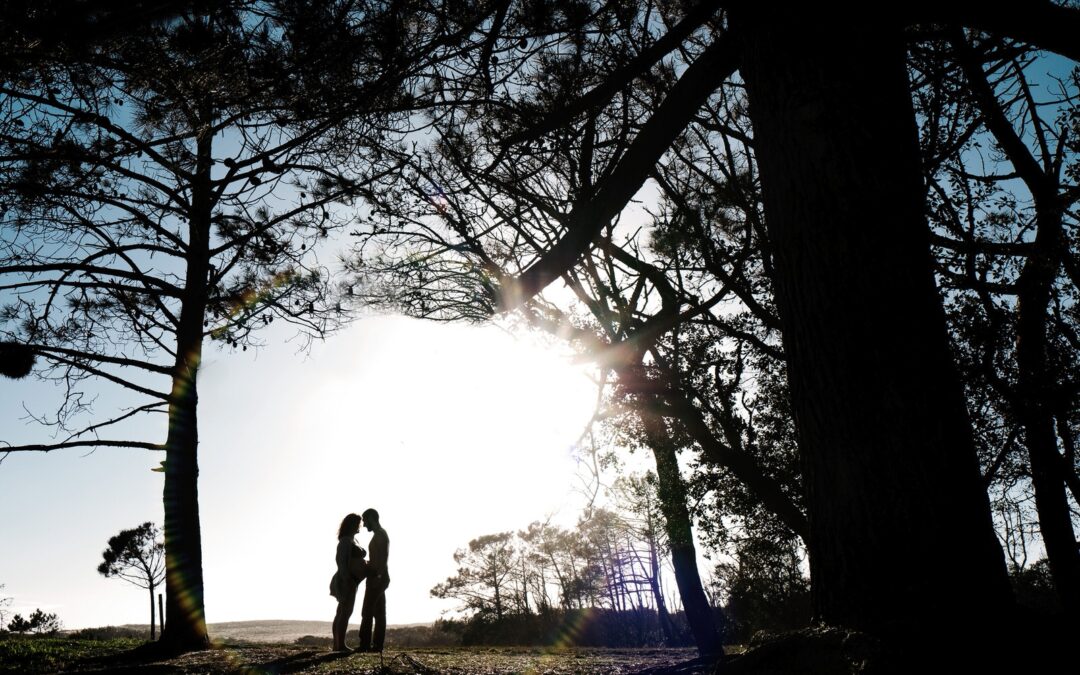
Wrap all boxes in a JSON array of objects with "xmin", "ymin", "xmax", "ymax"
[
  {"xmin": 497, "ymin": 32, "xmax": 740, "ymax": 311},
  {"xmin": 0, "ymin": 440, "xmax": 164, "ymax": 452}
]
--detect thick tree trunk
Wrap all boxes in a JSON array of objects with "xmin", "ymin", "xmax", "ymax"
[
  {"xmin": 639, "ymin": 404, "xmax": 725, "ymax": 657},
  {"xmin": 1015, "ymin": 205, "xmax": 1080, "ymax": 618},
  {"xmin": 728, "ymin": 5, "xmax": 1012, "ymax": 640},
  {"xmin": 158, "ymin": 124, "xmax": 213, "ymax": 652},
  {"xmin": 159, "ymin": 382, "xmax": 207, "ymax": 646}
]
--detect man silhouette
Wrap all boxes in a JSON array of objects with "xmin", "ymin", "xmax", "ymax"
[{"xmin": 356, "ymin": 508, "xmax": 389, "ymax": 652}]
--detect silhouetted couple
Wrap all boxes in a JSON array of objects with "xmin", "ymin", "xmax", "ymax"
[{"xmin": 330, "ymin": 508, "xmax": 390, "ymax": 653}]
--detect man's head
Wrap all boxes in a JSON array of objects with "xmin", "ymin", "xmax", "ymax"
[{"xmin": 362, "ymin": 508, "xmax": 380, "ymax": 531}]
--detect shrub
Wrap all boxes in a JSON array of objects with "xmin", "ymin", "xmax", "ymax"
[
  {"xmin": 1010, "ymin": 559, "xmax": 1061, "ymax": 614},
  {"xmin": 69, "ymin": 626, "xmax": 148, "ymax": 640}
]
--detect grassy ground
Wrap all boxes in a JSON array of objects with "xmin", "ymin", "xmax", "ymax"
[
  {"xmin": 0, "ymin": 637, "xmax": 706, "ymax": 674},
  {"xmin": 0, "ymin": 636, "xmax": 145, "ymax": 674}
]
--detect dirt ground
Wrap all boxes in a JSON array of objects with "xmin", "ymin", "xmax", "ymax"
[{"xmin": 2, "ymin": 641, "xmax": 709, "ymax": 674}]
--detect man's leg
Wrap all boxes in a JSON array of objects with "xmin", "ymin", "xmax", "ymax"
[
  {"xmin": 372, "ymin": 590, "xmax": 387, "ymax": 651},
  {"xmin": 357, "ymin": 582, "xmax": 374, "ymax": 650}
]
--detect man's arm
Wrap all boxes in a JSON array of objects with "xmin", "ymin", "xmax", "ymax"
[{"xmin": 370, "ymin": 530, "xmax": 389, "ymax": 576}]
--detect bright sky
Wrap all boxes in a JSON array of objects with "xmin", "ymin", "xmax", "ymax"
[{"xmin": 0, "ymin": 315, "xmax": 602, "ymax": 629}]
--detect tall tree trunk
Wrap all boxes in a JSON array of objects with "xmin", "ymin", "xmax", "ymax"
[
  {"xmin": 1015, "ymin": 204, "xmax": 1080, "ymax": 618},
  {"xmin": 160, "ymin": 295, "xmax": 209, "ymax": 651},
  {"xmin": 1055, "ymin": 412, "xmax": 1080, "ymax": 508},
  {"xmin": 638, "ymin": 402, "xmax": 725, "ymax": 657},
  {"xmin": 158, "ymin": 120, "xmax": 213, "ymax": 652},
  {"xmin": 148, "ymin": 583, "xmax": 156, "ymax": 640},
  {"xmin": 952, "ymin": 34, "xmax": 1080, "ymax": 620},
  {"xmin": 728, "ymin": 4, "xmax": 1012, "ymax": 641},
  {"xmin": 646, "ymin": 530, "xmax": 679, "ymax": 646},
  {"xmin": 520, "ymin": 556, "xmax": 530, "ymax": 614}
]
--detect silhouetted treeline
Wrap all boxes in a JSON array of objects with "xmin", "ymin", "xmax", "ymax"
[
  {"xmin": 432, "ymin": 500, "xmax": 813, "ymax": 647},
  {"xmin": 422, "ymin": 598, "xmax": 809, "ymax": 648},
  {"xmin": 432, "ymin": 509, "xmax": 688, "ymax": 626},
  {"xmin": 435, "ymin": 608, "xmax": 692, "ymax": 648}
]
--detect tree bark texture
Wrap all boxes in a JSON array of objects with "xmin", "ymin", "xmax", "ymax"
[
  {"xmin": 729, "ymin": 5, "xmax": 1012, "ymax": 638},
  {"xmin": 158, "ymin": 126, "xmax": 212, "ymax": 652}
]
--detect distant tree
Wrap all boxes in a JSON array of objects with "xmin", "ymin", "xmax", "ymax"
[
  {"xmin": 517, "ymin": 520, "xmax": 585, "ymax": 611},
  {"xmin": 609, "ymin": 474, "xmax": 681, "ymax": 645},
  {"xmin": 98, "ymin": 522, "xmax": 166, "ymax": 639},
  {"xmin": 432, "ymin": 532, "xmax": 517, "ymax": 621},
  {"xmin": 516, "ymin": 523, "xmax": 555, "ymax": 614},
  {"xmin": 26, "ymin": 608, "xmax": 62, "ymax": 634},
  {"xmin": 6, "ymin": 608, "xmax": 62, "ymax": 634},
  {"xmin": 0, "ymin": 583, "xmax": 11, "ymax": 628},
  {"xmin": 6, "ymin": 613, "xmax": 31, "ymax": 633}
]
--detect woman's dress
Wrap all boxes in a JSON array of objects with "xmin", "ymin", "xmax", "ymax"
[{"xmin": 330, "ymin": 537, "xmax": 368, "ymax": 599}]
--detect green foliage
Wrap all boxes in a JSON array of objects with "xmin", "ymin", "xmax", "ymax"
[{"xmin": 0, "ymin": 636, "xmax": 143, "ymax": 674}]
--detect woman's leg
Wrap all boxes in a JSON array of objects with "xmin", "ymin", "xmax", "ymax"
[
  {"xmin": 332, "ymin": 610, "xmax": 341, "ymax": 650},
  {"xmin": 332, "ymin": 602, "xmax": 343, "ymax": 650},
  {"xmin": 333, "ymin": 590, "xmax": 357, "ymax": 650}
]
